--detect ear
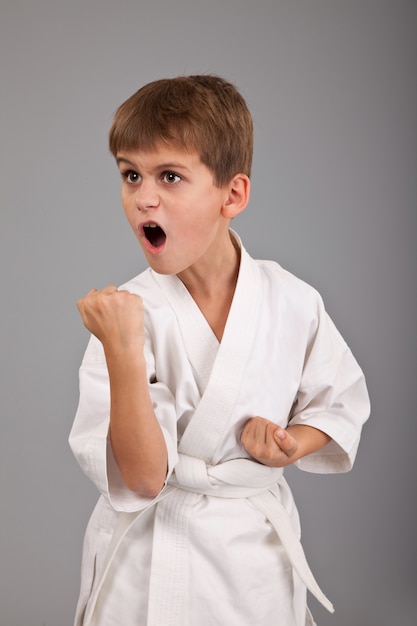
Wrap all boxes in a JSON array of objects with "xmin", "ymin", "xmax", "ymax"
[{"xmin": 221, "ymin": 174, "xmax": 250, "ymax": 219}]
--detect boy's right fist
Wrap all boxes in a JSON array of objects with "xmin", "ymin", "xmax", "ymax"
[{"xmin": 77, "ymin": 286, "xmax": 145, "ymax": 354}]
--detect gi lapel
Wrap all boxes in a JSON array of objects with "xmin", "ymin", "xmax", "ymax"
[{"xmin": 154, "ymin": 232, "xmax": 263, "ymax": 463}]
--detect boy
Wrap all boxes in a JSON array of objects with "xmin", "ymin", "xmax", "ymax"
[{"xmin": 70, "ymin": 75, "xmax": 370, "ymax": 626}]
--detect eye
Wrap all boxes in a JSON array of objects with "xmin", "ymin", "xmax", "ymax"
[
  {"xmin": 122, "ymin": 170, "xmax": 140, "ymax": 184},
  {"xmin": 162, "ymin": 171, "xmax": 181, "ymax": 184}
]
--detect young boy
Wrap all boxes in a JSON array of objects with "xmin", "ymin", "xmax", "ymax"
[{"xmin": 70, "ymin": 75, "xmax": 370, "ymax": 626}]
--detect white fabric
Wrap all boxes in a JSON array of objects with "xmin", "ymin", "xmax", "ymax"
[{"xmin": 69, "ymin": 232, "xmax": 370, "ymax": 626}]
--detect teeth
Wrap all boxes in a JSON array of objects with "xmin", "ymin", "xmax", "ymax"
[{"xmin": 145, "ymin": 223, "xmax": 157, "ymax": 228}]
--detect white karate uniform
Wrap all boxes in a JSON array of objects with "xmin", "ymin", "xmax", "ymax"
[{"xmin": 69, "ymin": 232, "xmax": 370, "ymax": 626}]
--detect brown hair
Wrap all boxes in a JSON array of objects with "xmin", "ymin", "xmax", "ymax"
[{"xmin": 109, "ymin": 75, "xmax": 253, "ymax": 187}]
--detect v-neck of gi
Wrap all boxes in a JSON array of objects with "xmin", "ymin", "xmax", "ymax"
[{"xmin": 150, "ymin": 267, "xmax": 220, "ymax": 394}]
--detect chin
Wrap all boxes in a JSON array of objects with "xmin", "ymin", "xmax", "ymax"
[{"xmin": 145, "ymin": 257, "xmax": 181, "ymax": 276}]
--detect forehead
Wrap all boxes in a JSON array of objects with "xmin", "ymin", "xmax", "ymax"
[{"xmin": 116, "ymin": 143, "xmax": 204, "ymax": 169}]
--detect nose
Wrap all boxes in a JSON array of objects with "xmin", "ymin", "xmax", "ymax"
[{"xmin": 135, "ymin": 180, "xmax": 160, "ymax": 211}]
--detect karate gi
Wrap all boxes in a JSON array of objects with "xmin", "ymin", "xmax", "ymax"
[{"xmin": 69, "ymin": 232, "xmax": 370, "ymax": 626}]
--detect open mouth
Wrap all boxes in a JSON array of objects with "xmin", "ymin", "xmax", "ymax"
[{"xmin": 143, "ymin": 223, "xmax": 166, "ymax": 248}]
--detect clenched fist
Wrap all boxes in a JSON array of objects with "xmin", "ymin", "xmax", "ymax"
[
  {"xmin": 241, "ymin": 416, "xmax": 298, "ymax": 468},
  {"xmin": 77, "ymin": 286, "xmax": 145, "ymax": 355}
]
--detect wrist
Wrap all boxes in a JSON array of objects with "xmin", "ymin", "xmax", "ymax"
[{"xmin": 104, "ymin": 342, "xmax": 146, "ymax": 370}]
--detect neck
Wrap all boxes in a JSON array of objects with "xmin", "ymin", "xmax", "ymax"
[
  {"xmin": 177, "ymin": 230, "xmax": 241, "ymax": 300},
  {"xmin": 178, "ymin": 233, "xmax": 241, "ymax": 342}
]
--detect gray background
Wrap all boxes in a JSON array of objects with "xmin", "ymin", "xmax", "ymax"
[{"xmin": 1, "ymin": 1, "xmax": 416, "ymax": 624}]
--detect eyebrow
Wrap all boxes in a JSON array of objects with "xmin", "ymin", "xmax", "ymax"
[
  {"xmin": 116, "ymin": 157, "xmax": 135, "ymax": 167},
  {"xmin": 116, "ymin": 156, "xmax": 192, "ymax": 172}
]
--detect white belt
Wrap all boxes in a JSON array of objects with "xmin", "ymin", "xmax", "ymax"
[
  {"xmin": 84, "ymin": 455, "xmax": 333, "ymax": 625},
  {"xmin": 171, "ymin": 454, "xmax": 334, "ymax": 613}
]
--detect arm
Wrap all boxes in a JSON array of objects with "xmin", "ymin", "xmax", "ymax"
[{"xmin": 77, "ymin": 286, "xmax": 168, "ymax": 497}]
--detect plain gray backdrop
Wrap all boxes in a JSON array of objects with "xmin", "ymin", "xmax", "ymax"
[{"xmin": 1, "ymin": 1, "xmax": 416, "ymax": 624}]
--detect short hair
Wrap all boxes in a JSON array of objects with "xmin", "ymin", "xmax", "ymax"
[{"xmin": 109, "ymin": 75, "xmax": 253, "ymax": 187}]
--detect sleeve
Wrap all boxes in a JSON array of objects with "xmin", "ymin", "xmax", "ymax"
[
  {"xmin": 289, "ymin": 294, "xmax": 370, "ymax": 473},
  {"xmin": 68, "ymin": 334, "xmax": 179, "ymax": 512}
]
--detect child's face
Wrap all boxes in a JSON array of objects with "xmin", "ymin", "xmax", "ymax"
[{"xmin": 116, "ymin": 145, "xmax": 233, "ymax": 276}]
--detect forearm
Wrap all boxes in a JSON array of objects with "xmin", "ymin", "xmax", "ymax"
[
  {"xmin": 106, "ymin": 349, "xmax": 168, "ymax": 497},
  {"xmin": 283, "ymin": 424, "xmax": 331, "ymax": 465}
]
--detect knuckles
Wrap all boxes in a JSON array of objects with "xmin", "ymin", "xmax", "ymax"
[{"xmin": 78, "ymin": 287, "xmax": 144, "ymax": 312}]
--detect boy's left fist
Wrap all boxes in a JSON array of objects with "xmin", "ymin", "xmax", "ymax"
[{"xmin": 240, "ymin": 416, "xmax": 298, "ymax": 467}]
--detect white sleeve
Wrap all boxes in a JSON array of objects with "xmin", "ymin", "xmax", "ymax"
[
  {"xmin": 69, "ymin": 334, "xmax": 179, "ymax": 512},
  {"xmin": 289, "ymin": 295, "xmax": 370, "ymax": 473}
]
